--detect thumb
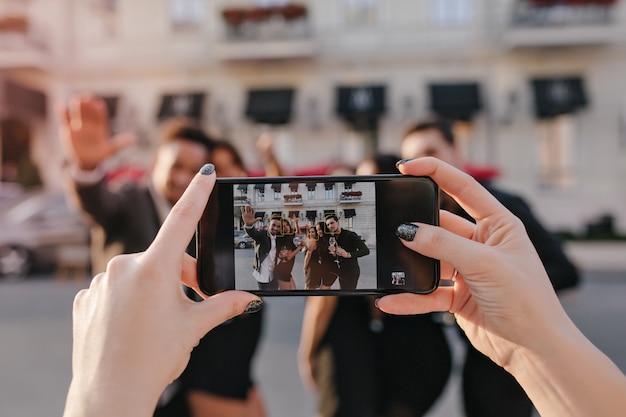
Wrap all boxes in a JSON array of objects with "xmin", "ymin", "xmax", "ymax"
[{"xmin": 190, "ymin": 291, "xmax": 263, "ymax": 337}]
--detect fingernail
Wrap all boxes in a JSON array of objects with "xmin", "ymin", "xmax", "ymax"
[
  {"xmin": 200, "ymin": 163, "xmax": 215, "ymax": 175},
  {"xmin": 244, "ymin": 299, "xmax": 264, "ymax": 314},
  {"xmin": 396, "ymin": 223, "xmax": 419, "ymax": 242},
  {"xmin": 396, "ymin": 158, "xmax": 414, "ymax": 168}
]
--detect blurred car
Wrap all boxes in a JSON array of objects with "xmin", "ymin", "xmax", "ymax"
[
  {"xmin": 0, "ymin": 189, "xmax": 91, "ymax": 278},
  {"xmin": 234, "ymin": 230, "xmax": 254, "ymax": 249}
]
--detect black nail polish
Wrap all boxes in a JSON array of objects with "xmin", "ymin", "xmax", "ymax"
[
  {"xmin": 244, "ymin": 299, "xmax": 264, "ymax": 314},
  {"xmin": 200, "ymin": 163, "xmax": 215, "ymax": 175},
  {"xmin": 396, "ymin": 223, "xmax": 419, "ymax": 242},
  {"xmin": 395, "ymin": 158, "xmax": 414, "ymax": 168}
]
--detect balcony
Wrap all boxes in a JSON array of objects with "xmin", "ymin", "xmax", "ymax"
[
  {"xmin": 502, "ymin": 0, "xmax": 622, "ymax": 48},
  {"xmin": 283, "ymin": 194, "xmax": 303, "ymax": 205},
  {"xmin": 233, "ymin": 195, "xmax": 251, "ymax": 206},
  {"xmin": 339, "ymin": 191, "xmax": 362, "ymax": 202},
  {"xmin": 0, "ymin": 15, "xmax": 48, "ymax": 70},
  {"xmin": 215, "ymin": 3, "xmax": 316, "ymax": 61}
]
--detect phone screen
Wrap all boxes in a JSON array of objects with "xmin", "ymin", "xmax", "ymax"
[{"xmin": 197, "ymin": 174, "xmax": 439, "ymax": 296}]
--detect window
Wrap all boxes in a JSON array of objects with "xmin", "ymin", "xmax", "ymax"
[
  {"xmin": 307, "ymin": 183, "xmax": 316, "ymax": 199},
  {"xmin": 170, "ymin": 0, "xmax": 205, "ymax": 29},
  {"xmin": 255, "ymin": 184, "xmax": 265, "ymax": 202},
  {"xmin": 272, "ymin": 184, "xmax": 282, "ymax": 201},
  {"xmin": 341, "ymin": 0, "xmax": 379, "ymax": 28},
  {"xmin": 324, "ymin": 183, "xmax": 335, "ymax": 200},
  {"xmin": 430, "ymin": 0, "xmax": 473, "ymax": 26},
  {"xmin": 537, "ymin": 115, "xmax": 576, "ymax": 188}
]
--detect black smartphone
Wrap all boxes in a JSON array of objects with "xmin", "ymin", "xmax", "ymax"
[{"xmin": 197, "ymin": 174, "xmax": 439, "ymax": 296}]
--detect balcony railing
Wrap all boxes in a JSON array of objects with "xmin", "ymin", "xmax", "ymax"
[
  {"xmin": 221, "ymin": 3, "xmax": 310, "ymax": 41},
  {"xmin": 339, "ymin": 191, "xmax": 362, "ymax": 202},
  {"xmin": 234, "ymin": 196, "xmax": 251, "ymax": 206},
  {"xmin": 283, "ymin": 194, "xmax": 303, "ymax": 205},
  {"xmin": 512, "ymin": 0, "xmax": 619, "ymax": 27}
]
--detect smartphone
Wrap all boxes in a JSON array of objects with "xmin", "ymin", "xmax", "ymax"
[{"xmin": 197, "ymin": 174, "xmax": 440, "ymax": 296}]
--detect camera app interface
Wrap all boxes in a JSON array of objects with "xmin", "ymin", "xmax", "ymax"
[{"xmin": 232, "ymin": 180, "xmax": 377, "ymax": 291}]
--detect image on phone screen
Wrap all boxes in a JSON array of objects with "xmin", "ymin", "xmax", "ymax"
[{"xmin": 197, "ymin": 175, "xmax": 439, "ymax": 296}]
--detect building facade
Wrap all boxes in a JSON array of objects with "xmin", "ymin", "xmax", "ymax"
[{"xmin": 1, "ymin": 0, "xmax": 626, "ymax": 233}]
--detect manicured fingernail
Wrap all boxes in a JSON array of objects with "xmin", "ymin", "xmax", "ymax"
[
  {"xmin": 396, "ymin": 223, "xmax": 419, "ymax": 241},
  {"xmin": 200, "ymin": 163, "xmax": 215, "ymax": 175},
  {"xmin": 396, "ymin": 158, "xmax": 414, "ymax": 168},
  {"xmin": 244, "ymin": 299, "xmax": 264, "ymax": 314}
]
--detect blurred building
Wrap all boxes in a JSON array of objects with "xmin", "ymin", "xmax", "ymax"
[{"xmin": 1, "ymin": 0, "xmax": 626, "ymax": 233}]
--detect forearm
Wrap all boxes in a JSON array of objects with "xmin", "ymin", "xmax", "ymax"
[
  {"xmin": 298, "ymin": 297, "xmax": 336, "ymax": 360},
  {"xmin": 508, "ymin": 319, "xmax": 626, "ymax": 417}
]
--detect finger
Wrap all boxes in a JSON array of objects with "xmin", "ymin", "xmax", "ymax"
[
  {"xmin": 396, "ymin": 222, "xmax": 493, "ymax": 276},
  {"xmin": 440, "ymin": 210, "xmax": 476, "ymax": 240},
  {"xmin": 398, "ymin": 157, "xmax": 507, "ymax": 221},
  {"xmin": 376, "ymin": 287, "xmax": 454, "ymax": 315},
  {"xmin": 68, "ymin": 96, "xmax": 84, "ymax": 130},
  {"xmin": 191, "ymin": 291, "xmax": 262, "ymax": 337},
  {"xmin": 180, "ymin": 254, "xmax": 205, "ymax": 299},
  {"xmin": 149, "ymin": 164, "xmax": 216, "ymax": 260}
]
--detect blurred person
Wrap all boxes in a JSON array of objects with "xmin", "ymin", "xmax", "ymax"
[
  {"xmin": 299, "ymin": 154, "xmax": 451, "ymax": 417},
  {"xmin": 211, "ymin": 140, "xmax": 248, "ymax": 178},
  {"xmin": 58, "ymin": 95, "xmax": 266, "ymax": 417},
  {"xmin": 401, "ymin": 118, "xmax": 580, "ymax": 417}
]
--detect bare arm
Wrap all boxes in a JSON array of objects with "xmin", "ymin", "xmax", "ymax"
[
  {"xmin": 256, "ymin": 133, "xmax": 286, "ymax": 177},
  {"xmin": 298, "ymin": 296, "xmax": 337, "ymax": 390}
]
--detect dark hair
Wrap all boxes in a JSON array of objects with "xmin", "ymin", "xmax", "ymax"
[
  {"xmin": 403, "ymin": 118, "xmax": 455, "ymax": 145},
  {"xmin": 325, "ymin": 213, "xmax": 338, "ymax": 222},
  {"xmin": 213, "ymin": 140, "xmax": 246, "ymax": 171},
  {"xmin": 159, "ymin": 117, "xmax": 216, "ymax": 154},
  {"xmin": 371, "ymin": 153, "xmax": 401, "ymax": 174}
]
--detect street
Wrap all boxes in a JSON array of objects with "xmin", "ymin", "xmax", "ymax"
[{"xmin": 1, "ymin": 270, "xmax": 625, "ymax": 417}]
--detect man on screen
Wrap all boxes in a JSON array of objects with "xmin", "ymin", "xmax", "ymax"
[
  {"xmin": 241, "ymin": 205, "xmax": 281, "ymax": 291},
  {"xmin": 323, "ymin": 214, "xmax": 370, "ymax": 290}
]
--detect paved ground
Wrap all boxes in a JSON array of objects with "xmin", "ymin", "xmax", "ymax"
[{"xmin": 1, "ymin": 269, "xmax": 625, "ymax": 417}]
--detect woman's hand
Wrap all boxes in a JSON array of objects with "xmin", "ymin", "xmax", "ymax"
[
  {"xmin": 377, "ymin": 157, "xmax": 626, "ymax": 417},
  {"xmin": 64, "ymin": 165, "xmax": 261, "ymax": 417},
  {"xmin": 376, "ymin": 157, "xmax": 569, "ymax": 368}
]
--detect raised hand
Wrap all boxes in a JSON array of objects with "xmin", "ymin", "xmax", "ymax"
[
  {"xmin": 241, "ymin": 204, "xmax": 262, "ymax": 226},
  {"xmin": 58, "ymin": 95, "xmax": 135, "ymax": 171}
]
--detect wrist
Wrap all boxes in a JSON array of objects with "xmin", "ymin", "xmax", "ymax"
[{"xmin": 64, "ymin": 377, "xmax": 158, "ymax": 417}]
